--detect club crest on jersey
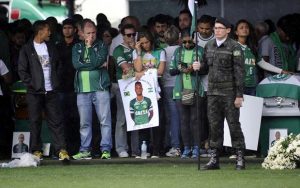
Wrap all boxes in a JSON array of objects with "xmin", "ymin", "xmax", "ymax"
[
  {"xmin": 269, "ymin": 74, "xmax": 291, "ymax": 81},
  {"xmin": 233, "ymin": 50, "xmax": 241, "ymax": 56}
]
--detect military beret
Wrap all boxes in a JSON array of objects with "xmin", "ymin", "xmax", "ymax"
[{"xmin": 215, "ymin": 17, "xmax": 231, "ymax": 28}]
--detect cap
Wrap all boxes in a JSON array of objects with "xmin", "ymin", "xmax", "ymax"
[{"xmin": 215, "ymin": 17, "xmax": 231, "ymax": 28}]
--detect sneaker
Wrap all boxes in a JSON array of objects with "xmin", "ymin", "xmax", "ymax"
[
  {"xmin": 59, "ymin": 149, "xmax": 70, "ymax": 161},
  {"xmin": 101, "ymin": 151, "xmax": 111, "ymax": 159},
  {"xmin": 166, "ymin": 147, "xmax": 181, "ymax": 157},
  {"xmin": 131, "ymin": 153, "xmax": 140, "ymax": 158},
  {"xmin": 33, "ymin": 151, "xmax": 43, "ymax": 160},
  {"xmin": 72, "ymin": 151, "xmax": 92, "ymax": 160},
  {"xmin": 181, "ymin": 146, "xmax": 191, "ymax": 159},
  {"xmin": 150, "ymin": 155, "xmax": 159, "ymax": 159},
  {"xmin": 118, "ymin": 151, "xmax": 129, "ymax": 158},
  {"xmin": 191, "ymin": 146, "xmax": 199, "ymax": 158}
]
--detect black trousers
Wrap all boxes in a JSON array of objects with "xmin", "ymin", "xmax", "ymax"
[
  {"xmin": 26, "ymin": 92, "xmax": 66, "ymax": 153},
  {"xmin": 177, "ymin": 96, "xmax": 205, "ymax": 147}
]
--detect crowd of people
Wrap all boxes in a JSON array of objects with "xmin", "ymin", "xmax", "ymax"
[{"xmin": 0, "ymin": 9, "xmax": 300, "ymax": 170}]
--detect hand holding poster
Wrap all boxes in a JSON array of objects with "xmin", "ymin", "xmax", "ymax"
[{"xmin": 118, "ymin": 73, "xmax": 159, "ymax": 131}]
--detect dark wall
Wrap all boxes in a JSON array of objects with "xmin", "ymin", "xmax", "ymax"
[{"xmin": 129, "ymin": 0, "xmax": 300, "ymax": 26}]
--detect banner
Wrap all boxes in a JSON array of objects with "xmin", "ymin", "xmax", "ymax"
[
  {"xmin": 118, "ymin": 74, "xmax": 159, "ymax": 131},
  {"xmin": 223, "ymin": 95, "xmax": 264, "ymax": 151}
]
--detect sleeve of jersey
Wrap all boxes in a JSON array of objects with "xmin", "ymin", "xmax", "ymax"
[
  {"xmin": 147, "ymin": 97, "xmax": 153, "ymax": 111},
  {"xmin": 113, "ymin": 46, "xmax": 126, "ymax": 67},
  {"xmin": 160, "ymin": 50, "xmax": 166, "ymax": 62},
  {"xmin": 129, "ymin": 100, "xmax": 135, "ymax": 114},
  {"xmin": 233, "ymin": 45, "xmax": 245, "ymax": 97}
]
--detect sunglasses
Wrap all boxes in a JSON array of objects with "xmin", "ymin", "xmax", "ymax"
[
  {"xmin": 124, "ymin": 33, "xmax": 136, "ymax": 37},
  {"xmin": 182, "ymin": 40, "xmax": 193, "ymax": 44}
]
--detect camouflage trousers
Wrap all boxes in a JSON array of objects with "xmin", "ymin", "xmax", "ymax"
[{"xmin": 207, "ymin": 95, "xmax": 245, "ymax": 150}]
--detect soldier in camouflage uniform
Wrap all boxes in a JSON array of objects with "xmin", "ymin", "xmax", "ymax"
[{"xmin": 200, "ymin": 18, "xmax": 246, "ymax": 170}]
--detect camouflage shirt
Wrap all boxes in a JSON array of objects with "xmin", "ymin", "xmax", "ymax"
[{"xmin": 203, "ymin": 38, "xmax": 245, "ymax": 97}]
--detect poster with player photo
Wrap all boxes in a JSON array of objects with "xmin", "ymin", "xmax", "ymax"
[
  {"xmin": 269, "ymin": 128, "xmax": 288, "ymax": 148},
  {"xmin": 11, "ymin": 132, "xmax": 30, "ymax": 158},
  {"xmin": 118, "ymin": 73, "xmax": 159, "ymax": 131}
]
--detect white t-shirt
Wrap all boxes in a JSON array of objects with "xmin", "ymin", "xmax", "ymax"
[
  {"xmin": 109, "ymin": 33, "xmax": 123, "ymax": 56},
  {"xmin": 34, "ymin": 41, "xmax": 52, "ymax": 91},
  {"xmin": 132, "ymin": 50, "xmax": 166, "ymax": 69},
  {"xmin": 0, "ymin": 59, "xmax": 9, "ymax": 96}
]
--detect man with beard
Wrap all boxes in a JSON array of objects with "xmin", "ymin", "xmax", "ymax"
[
  {"xmin": 56, "ymin": 18, "xmax": 80, "ymax": 156},
  {"xmin": 153, "ymin": 14, "xmax": 171, "ymax": 49}
]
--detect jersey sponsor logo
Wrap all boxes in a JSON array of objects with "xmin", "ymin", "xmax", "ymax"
[{"xmin": 117, "ymin": 57, "xmax": 125, "ymax": 62}]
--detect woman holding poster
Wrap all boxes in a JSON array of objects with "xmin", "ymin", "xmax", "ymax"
[{"xmin": 133, "ymin": 30, "xmax": 166, "ymax": 158}]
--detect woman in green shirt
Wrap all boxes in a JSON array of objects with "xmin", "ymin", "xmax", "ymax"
[{"xmin": 234, "ymin": 19, "xmax": 258, "ymax": 96}]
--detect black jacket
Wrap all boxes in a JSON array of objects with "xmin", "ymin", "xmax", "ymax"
[
  {"xmin": 18, "ymin": 39, "xmax": 61, "ymax": 94},
  {"xmin": 55, "ymin": 39, "xmax": 79, "ymax": 92}
]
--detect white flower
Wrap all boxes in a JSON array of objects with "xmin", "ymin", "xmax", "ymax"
[{"xmin": 262, "ymin": 133, "xmax": 300, "ymax": 170}]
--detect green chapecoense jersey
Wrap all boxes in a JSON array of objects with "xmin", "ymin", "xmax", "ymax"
[
  {"xmin": 129, "ymin": 97, "xmax": 153, "ymax": 125},
  {"xmin": 113, "ymin": 44, "xmax": 134, "ymax": 80}
]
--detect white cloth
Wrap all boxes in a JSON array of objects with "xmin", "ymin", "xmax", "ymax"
[
  {"xmin": 33, "ymin": 41, "xmax": 52, "ymax": 91},
  {"xmin": 0, "ymin": 59, "xmax": 9, "ymax": 96},
  {"xmin": 216, "ymin": 38, "xmax": 226, "ymax": 47}
]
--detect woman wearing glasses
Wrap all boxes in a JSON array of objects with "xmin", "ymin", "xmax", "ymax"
[{"xmin": 169, "ymin": 28, "xmax": 207, "ymax": 159}]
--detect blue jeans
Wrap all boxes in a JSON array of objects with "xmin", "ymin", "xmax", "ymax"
[
  {"xmin": 163, "ymin": 87, "xmax": 180, "ymax": 148},
  {"xmin": 111, "ymin": 83, "xmax": 128, "ymax": 154},
  {"xmin": 77, "ymin": 91, "xmax": 112, "ymax": 152}
]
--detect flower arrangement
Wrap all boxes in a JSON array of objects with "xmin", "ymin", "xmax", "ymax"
[{"xmin": 262, "ymin": 134, "xmax": 300, "ymax": 169}]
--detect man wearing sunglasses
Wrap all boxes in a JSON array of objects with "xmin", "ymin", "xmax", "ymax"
[
  {"xmin": 201, "ymin": 18, "xmax": 246, "ymax": 170},
  {"xmin": 112, "ymin": 24, "xmax": 137, "ymax": 158}
]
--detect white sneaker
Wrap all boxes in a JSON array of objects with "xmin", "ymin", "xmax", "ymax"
[
  {"xmin": 151, "ymin": 155, "xmax": 159, "ymax": 159},
  {"xmin": 166, "ymin": 147, "xmax": 181, "ymax": 157},
  {"xmin": 118, "ymin": 151, "xmax": 129, "ymax": 158}
]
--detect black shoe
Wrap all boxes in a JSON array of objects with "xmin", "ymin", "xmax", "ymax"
[
  {"xmin": 201, "ymin": 149, "xmax": 220, "ymax": 170},
  {"xmin": 236, "ymin": 150, "xmax": 245, "ymax": 170}
]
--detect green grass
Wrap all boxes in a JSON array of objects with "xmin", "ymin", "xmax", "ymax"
[{"xmin": 0, "ymin": 163, "xmax": 299, "ymax": 188}]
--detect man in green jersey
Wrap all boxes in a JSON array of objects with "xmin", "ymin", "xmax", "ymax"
[
  {"xmin": 130, "ymin": 81, "xmax": 153, "ymax": 125},
  {"xmin": 112, "ymin": 24, "xmax": 136, "ymax": 158},
  {"xmin": 72, "ymin": 19, "xmax": 112, "ymax": 160}
]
